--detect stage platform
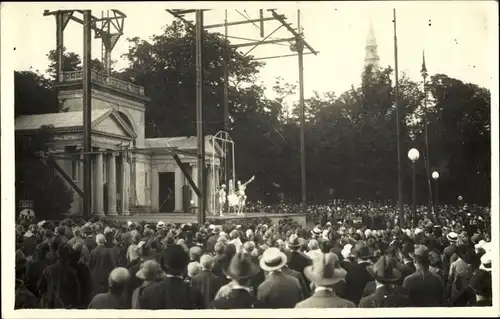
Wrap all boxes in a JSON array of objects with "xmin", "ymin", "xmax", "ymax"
[{"xmin": 109, "ymin": 212, "xmax": 308, "ymax": 227}]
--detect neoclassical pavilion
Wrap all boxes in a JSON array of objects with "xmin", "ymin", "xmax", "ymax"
[{"xmin": 15, "ymin": 70, "xmax": 222, "ymax": 217}]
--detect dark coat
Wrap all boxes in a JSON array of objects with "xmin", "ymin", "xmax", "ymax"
[
  {"xmin": 257, "ymin": 271, "xmax": 303, "ymax": 308},
  {"xmin": 399, "ymin": 261, "xmax": 416, "ymax": 284},
  {"xmin": 25, "ymin": 259, "xmax": 47, "ymax": 298},
  {"xmin": 403, "ymin": 269, "xmax": 447, "ymax": 307},
  {"xmin": 359, "ymin": 285, "xmax": 411, "ymax": 308},
  {"xmin": 71, "ymin": 261, "xmax": 93, "ymax": 309},
  {"xmin": 88, "ymin": 291, "xmax": 128, "ymax": 309},
  {"xmin": 211, "ymin": 288, "xmax": 262, "ymax": 309},
  {"xmin": 84, "ymin": 235, "xmax": 97, "ymax": 253},
  {"xmin": 109, "ymin": 245, "xmax": 127, "ymax": 268},
  {"xmin": 344, "ymin": 261, "xmax": 374, "ymax": 305},
  {"xmin": 282, "ymin": 266, "xmax": 311, "ymax": 298},
  {"xmin": 206, "ymin": 234, "xmax": 219, "ymax": 253},
  {"xmin": 288, "ymin": 250, "xmax": 312, "ymax": 275},
  {"xmin": 15, "ymin": 280, "xmax": 38, "ymax": 309},
  {"xmin": 295, "ymin": 288, "xmax": 355, "ymax": 308},
  {"xmin": 139, "ymin": 276, "xmax": 202, "ymax": 309},
  {"xmin": 190, "ymin": 270, "xmax": 223, "ymax": 308},
  {"xmin": 89, "ymin": 245, "xmax": 117, "ymax": 296},
  {"xmin": 37, "ymin": 260, "xmax": 81, "ymax": 308}
]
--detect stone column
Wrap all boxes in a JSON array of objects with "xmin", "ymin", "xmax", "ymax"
[
  {"xmin": 94, "ymin": 151, "xmax": 105, "ymax": 216},
  {"xmin": 191, "ymin": 164, "xmax": 198, "ymax": 207},
  {"xmin": 79, "ymin": 152, "xmax": 84, "ymax": 214},
  {"xmin": 122, "ymin": 158, "xmax": 130, "ymax": 216},
  {"xmin": 151, "ymin": 167, "xmax": 159, "ymax": 212},
  {"xmin": 107, "ymin": 152, "xmax": 117, "ymax": 215},
  {"xmin": 174, "ymin": 165, "xmax": 183, "ymax": 212},
  {"xmin": 207, "ymin": 168, "xmax": 213, "ymax": 213}
]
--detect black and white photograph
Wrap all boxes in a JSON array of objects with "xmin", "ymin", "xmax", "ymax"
[{"xmin": 1, "ymin": 1, "xmax": 498, "ymax": 317}]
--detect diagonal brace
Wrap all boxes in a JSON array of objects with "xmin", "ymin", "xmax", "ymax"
[{"xmin": 171, "ymin": 152, "xmax": 202, "ymax": 197}]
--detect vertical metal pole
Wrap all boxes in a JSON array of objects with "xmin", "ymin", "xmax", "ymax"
[
  {"xmin": 259, "ymin": 9, "xmax": 264, "ymax": 38},
  {"xmin": 422, "ymin": 74, "xmax": 433, "ymax": 214},
  {"xmin": 105, "ymin": 10, "xmax": 112, "ymax": 74},
  {"xmin": 435, "ymin": 179, "xmax": 439, "ymax": 224},
  {"xmin": 83, "ymin": 10, "xmax": 93, "ymax": 219},
  {"xmin": 56, "ymin": 12, "xmax": 64, "ymax": 83},
  {"xmin": 412, "ymin": 161, "xmax": 417, "ymax": 227},
  {"xmin": 196, "ymin": 10, "xmax": 206, "ymax": 225},
  {"xmin": 223, "ymin": 9, "xmax": 230, "ymax": 188},
  {"xmin": 297, "ymin": 10, "xmax": 307, "ymax": 214},
  {"xmin": 393, "ymin": 9, "xmax": 405, "ymax": 228}
]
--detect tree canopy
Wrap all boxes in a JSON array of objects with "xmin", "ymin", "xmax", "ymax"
[{"xmin": 15, "ymin": 20, "xmax": 492, "ymax": 210}]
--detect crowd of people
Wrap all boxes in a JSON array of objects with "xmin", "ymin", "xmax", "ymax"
[{"xmin": 14, "ymin": 202, "xmax": 493, "ymax": 309}]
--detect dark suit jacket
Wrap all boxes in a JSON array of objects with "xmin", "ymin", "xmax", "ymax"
[
  {"xmin": 399, "ymin": 261, "xmax": 416, "ymax": 284},
  {"xmin": 282, "ymin": 266, "xmax": 310, "ymax": 298},
  {"xmin": 295, "ymin": 289, "xmax": 356, "ymax": 308},
  {"xmin": 211, "ymin": 288, "xmax": 262, "ymax": 309},
  {"xmin": 359, "ymin": 285, "xmax": 411, "ymax": 308},
  {"xmin": 257, "ymin": 271, "xmax": 303, "ymax": 308},
  {"xmin": 139, "ymin": 276, "xmax": 202, "ymax": 309},
  {"xmin": 190, "ymin": 270, "xmax": 223, "ymax": 308},
  {"xmin": 344, "ymin": 261, "xmax": 374, "ymax": 305},
  {"xmin": 403, "ymin": 269, "xmax": 447, "ymax": 307},
  {"xmin": 89, "ymin": 245, "xmax": 116, "ymax": 295},
  {"xmin": 206, "ymin": 234, "xmax": 219, "ymax": 253}
]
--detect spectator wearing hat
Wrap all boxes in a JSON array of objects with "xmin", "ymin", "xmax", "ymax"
[
  {"xmin": 448, "ymin": 244, "xmax": 476, "ymax": 306},
  {"xmin": 185, "ymin": 261, "xmax": 202, "ymax": 285},
  {"xmin": 403, "ymin": 245, "xmax": 447, "ymax": 307},
  {"xmin": 15, "ymin": 250, "xmax": 38, "ymax": 309},
  {"xmin": 206, "ymin": 226, "xmax": 221, "ymax": 253},
  {"xmin": 228, "ymin": 230, "xmax": 243, "ymax": 253},
  {"xmin": 212, "ymin": 241, "xmax": 228, "ymax": 280},
  {"xmin": 468, "ymin": 269, "xmax": 492, "ymax": 307},
  {"xmin": 88, "ymin": 267, "xmax": 130, "ymax": 309},
  {"xmin": 359, "ymin": 255, "xmax": 410, "ymax": 308},
  {"xmin": 211, "ymin": 253, "xmax": 262, "ymax": 309},
  {"xmin": 139, "ymin": 244, "xmax": 201, "ymax": 309},
  {"xmin": 257, "ymin": 247, "xmax": 303, "ymax": 308},
  {"xmin": 306, "ymin": 239, "xmax": 322, "ymax": 262},
  {"xmin": 25, "ymin": 242, "xmax": 50, "ymax": 298},
  {"xmin": 190, "ymin": 254, "xmax": 224, "ymax": 308},
  {"xmin": 398, "ymin": 242, "xmax": 416, "ymax": 284},
  {"xmin": 68, "ymin": 227, "xmax": 85, "ymax": 248},
  {"xmin": 131, "ymin": 260, "xmax": 165, "ymax": 309},
  {"xmin": 89, "ymin": 233, "xmax": 117, "ymax": 297},
  {"xmin": 83, "ymin": 225, "xmax": 97, "ymax": 253},
  {"xmin": 55, "ymin": 226, "xmax": 69, "ymax": 244},
  {"xmin": 189, "ymin": 245, "xmax": 203, "ymax": 263},
  {"xmin": 296, "ymin": 253, "xmax": 354, "ymax": 308},
  {"xmin": 38, "ymin": 243, "xmax": 82, "ymax": 308},
  {"xmin": 286, "ymin": 234, "xmax": 312, "ymax": 281},
  {"xmin": 344, "ymin": 242, "xmax": 374, "ymax": 305},
  {"xmin": 443, "ymin": 231, "xmax": 459, "ymax": 281}
]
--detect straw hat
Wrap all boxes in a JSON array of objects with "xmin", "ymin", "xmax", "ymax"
[
  {"xmin": 157, "ymin": 221, "xmax": 166, "ymax": 230},
  {"xmin": 446, "ymin": 232, "xmax": 459, "ymax": 243},
  {"xmin": 304, "ymin": 253, "xmax": 347, "ymax": 286},
  {"xmin": 259, "ymin": 247, "xmax": 288, "ymax": 272},
  {"xmin": 311, "ymin": 227, "xmax": 322, "ymax": 237},
  {"xmin": 136, "ymin": 260, "xmax": 165, "ymax": 281},
  {"xmin": 286, "ymin": 234, "xmax": 301, "ymax": 249}
]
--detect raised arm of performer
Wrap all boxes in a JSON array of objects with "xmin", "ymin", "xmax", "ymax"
[{"xmin": 242, "ymin": 175, "xmax": 255, "ymax": 187}]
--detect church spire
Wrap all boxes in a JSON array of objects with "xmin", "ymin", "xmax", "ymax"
[{"xmin": 365, "ymin": 17, "xmax": 380, "ymax": 69}]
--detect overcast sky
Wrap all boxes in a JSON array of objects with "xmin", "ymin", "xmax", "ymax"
[{"xmin": 5, "ymin": 1, "xmax": 497, "ymax": 100}]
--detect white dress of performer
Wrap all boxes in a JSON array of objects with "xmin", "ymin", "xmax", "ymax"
[
  {"xmin": 216, "ymin": 184, "xmax": 227, "ymax": 216},
  {"xmin": 237, "ymin": 175, "xmax": 255, "ymax": 215},
  {"xmin": 227, "ymin": 190, "xmax": 239, "ymax": 214}
]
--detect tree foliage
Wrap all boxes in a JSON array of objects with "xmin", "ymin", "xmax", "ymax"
[
  {"xmin": 21, "ymin": 20, "xmax": 491, "ymax": 207},
  {"xmin": 15, "ymin": 71, "xmax": 74, "ymax": 220}
]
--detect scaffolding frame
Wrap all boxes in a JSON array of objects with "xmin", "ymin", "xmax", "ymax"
[{"xmin": 209, "ymin": 131, "xmax": 235, "ymax": 214}]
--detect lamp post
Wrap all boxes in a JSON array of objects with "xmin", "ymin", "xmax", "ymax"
[
  {"xmin": 432, "ymin": 171, "xmax": 439, "ymax": 224},
  {"xmin": 408, "ymin": 148, "xmax": 420, "ymax": 227}
]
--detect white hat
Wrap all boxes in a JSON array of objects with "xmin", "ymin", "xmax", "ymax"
[
  {"xmin": 414, "ymin": 228, "xmax": 423, "ymax": 235},
  {"xmin": 259, "ymin": 247, "xmax": 287, "ymax": 272},
  {"xmin": 24, "ymin": 230, "xmax": 34, "ymax": 238},
  {"xmin": 356, "ymin": 229, "xmax": 363, "ymax": 235},
  {"xmin": 480, "ymin": 251, "xmax": 492, "ymax": 272},
  {"xmin": 137, "ymin": 241, "xmax": 146, "ymax": 249},
  {"xmin": 209, "ymin": 224, "xmax": 216, "ymax": 230},
  {"xmin": 157, "ymin": 221, "xmax": 165, "ymax": 229},
  {"xmin": 364, "ymin": 229, "xmax": 372, "ymax": 238},
  {"xmin": 405, "ymin": 229, "xmax": 412, "ymax": 237},
  {"xmin": 447, "ymin": 232, "xmax": 459, "ymax": 242},
  {"xmin": 322, "ymin": 229, "xmax": 330, "ymax": 240},
  {"xmin": 104, "ymin": 227, "xmax": 113, "ymax": 235},
  {"xmin": 37, "ymin": 220, "xmax": 46, "ymax": 227},
  {"xmin": 235, "ymin": 225, "xmax": 242, "ymax": 229},
  {"xmin": 127, "ymin": 221, "xmax": 132, "ymax": 227},
  {"xmin": 326, "ymin": 221, "xmax": 332, "ymax": 227},
  {"xmin": 341, "ymin": 244, "xmax": 354, "ymax": 259},
  {"xmin": 475, "ymin": 240, "xmax": 487, "ymax": 251},
  {"xmin": 311, "ymin": 227, "xmax": 322, "ymax": 237}
]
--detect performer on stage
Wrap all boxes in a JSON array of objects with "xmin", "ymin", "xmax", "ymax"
[
  {"xmin": 216, "ymin": 184, "xmax": 227, "ymax": 216},
  {"xmin": 237, "ymin": 175, "xmax": 255, "ymax": 215},
  {"xmin": 227, "ymin": 188, "xmax": 239, "ymax": 215}
]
